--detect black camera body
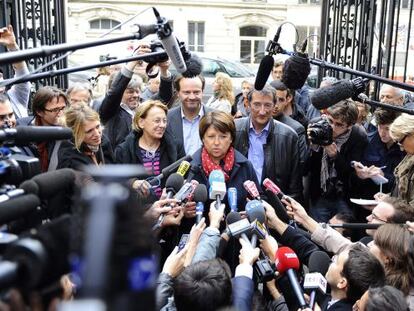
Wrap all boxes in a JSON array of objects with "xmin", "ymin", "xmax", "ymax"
[
  {"xmin": 254, "ymin": 258, "xmax": 276, "ymax": 283},
  {"xmin": 308, "ymin": 118, "xmax": 333, "ymax": 146},
  {"xmin": 147, "ymin": 40, "xmax": 169, "ymax": 64}
]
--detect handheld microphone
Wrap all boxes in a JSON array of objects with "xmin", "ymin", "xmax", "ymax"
[
  {"xmin": 147, "ymin": 155, "xmax": 192, "ymax": 186},
  {"xmin": 0, "ymin": 194, "xmax": 40, "ymax": 224},
  {"xmin": 153, "ymin": 8, "xmax": 187, "ymax": 73},
  {"xmin": 208, "ymin": 170, "xmax": 226, "ymax": 210},
  {"xmin": 176, "ymin": 160, "xmax": 191, "ymax": 177},
  {"xmin": 262, "ymin": 178, "xmax": 291, "ymax": 224},
  {"xmin": 310, "ymin": 77, "xmax": 366, "ymax": 110},
  {"xmin": 275, "ymin": 247, "xmax": 307, "ymax": 308},
  {"xmin": 228, "ymin": 187, "xmax": 238, "ymax": 212},
  {"xmin": 194, "ymin": 184, "xmax": 208, "ymax": 224},
  {"xmin": 245, "ymin": 200, "xmax": 266, "ymax": 247},
  {"xmin": 174, "ymin": 181, "xmax": 197, "ymax": 202},
  {"xmin": 227, "ymin": 217, "xmax": 252, "ymax": 244},
  {"xmin": 305, "ymin": 251, "xmax": 331, "ymax": 309},
  {"xmin": 0, "ymin": 126, "xmax": 72, "ymax": 146},
  {"xmin": 153, "ymin": 173, "xmax": 184, "ymax": 230},
  {"xmin": 19, "ymin": 180, "xmax": 39, "ymax": 196},
  {"xmin": 183, "ymin": 180, "xmax": 199, "ymax": 202},
  {"xmin": 243, "ymin": 180, "xmax": 261, "ymax": 200}
]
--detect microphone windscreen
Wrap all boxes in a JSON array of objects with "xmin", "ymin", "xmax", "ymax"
[
  {"xmin": 182, "ymin": 53, "xmax": 203, "ymax": 78},
  {"xmin": 245, "ymin": 200, "xmax": 266, "ymax": 224},
  {"xmin": 282, "ymin": 53, "xmax": 311, "ymax": 90},
  {"xmin": 193, "ymin": 184, "xmax": 208, "ymax": 203},
  {"xmin": 0, "ymin": 194, "xmax": 40, "ymax": 224},
  {"xmin": 308, "ymin": 251, "xmax": 331, "ymax": 275},
  {"xmin": 275, "ymin": 246, "xmax": 300, "ymax": 274},
  {"xmin": 264, "ymin": 190, "xmax": 291, "ymax": 223},
  {"xmin": 12, "ymin": 126, "xmax": 72, "ymax": 146},
  {"xmin": 310, "ymin": 80, "xmax": 355, "ymax": 110},
  {"xmin": 254, "ymin": 55, "xmax": 274, "ymax": 90},
  {"xmin": 208, "ymin": 170, "xmax": 225, "ymax": 183},
  {"xmin": 32, "ymin": 169, "xmax": 75, "ymax": 199},
  {"xmin": 19, "ymin": 180, "xmax": 39, "ymax": 195},
  {"xmin": 165, "ymin": 173, "xmax": 184, "ymax": 194},
  {"xmin": 226, "ymin": 211, "xmax": 242, "ymax": 225}
]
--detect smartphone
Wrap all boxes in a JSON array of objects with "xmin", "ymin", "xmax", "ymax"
[{"xmin": 178, "ymin": 234, "xmax": 190, "ymax": 251}]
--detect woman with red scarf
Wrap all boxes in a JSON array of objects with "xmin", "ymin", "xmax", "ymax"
[{"xmin": 188, "ymin": 110, "xmax": 261, "ymax": 215}]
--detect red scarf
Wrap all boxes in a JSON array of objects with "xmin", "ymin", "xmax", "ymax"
[{"xmin": 201, "ymin": 146, "xmax": 235, "ymax": 181}]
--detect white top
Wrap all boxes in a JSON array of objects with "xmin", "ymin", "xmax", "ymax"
[{"xmin": 205, "ymin": 96, "xmax": 232, "ymax": 114}]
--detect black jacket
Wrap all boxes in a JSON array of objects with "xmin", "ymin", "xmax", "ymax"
[
  {"xmin": 306, "ymin": 123, "xmax": 368, "ymax": 202},
  {"xmin": 114, "ymin": 130, "xmax": 185, "ymax": 180},
  {"xmin": 234, "ymin": 117, "xmax": 303, "ymax": 201},
  {"xmin": 57, "ymin": 135, "xmax": 114, "ymax": 170},
  {"xmin": 99, "ymin": 68, "xmax": 173, "ymax": 149}
]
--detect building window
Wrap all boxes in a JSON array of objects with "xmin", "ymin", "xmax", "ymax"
[
  {"xmin": 188, "ymin": 22, "xmax": 205, "ymax": 52},
  {"xmin": 239, "ymin": 26, "xmax": 266, "ymax": 65},
  {"xmin": 89, "ymin": 18, "xmax": 120, "ymax": 30},
  {"xmin": 296, "ymin": 25, "xmax": 320, "ymax": 56},
  {"xmin": 299, "ymin": 0, "xmax": 320, "ymax": 4},
  {"xmin": 401, "ymin": 0, "xmax": 409, "ymax": 8}
]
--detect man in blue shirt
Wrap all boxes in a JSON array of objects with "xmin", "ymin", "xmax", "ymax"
[{"xmin": 234, "ymin": 86, "xmax": 303, "ymax": 201}]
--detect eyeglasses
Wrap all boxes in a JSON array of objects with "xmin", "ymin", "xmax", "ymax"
[
  {"xmin": 44, "ymin": 106, "xmax": 66, "ymax": 114},
  {"xmin": 369, "ymin": 212, "xmax": 387, "ymax": 223},
  {"xmin": 397, "ymin": 135, "xmax": 408, "ymax": 147},
  {"xmin": 251, "ymin": 102, "xmax": 274, "ymax": 111},
  {"xmin": 327, "ymin": 117, "xmax": 347, "ymax": 129}
]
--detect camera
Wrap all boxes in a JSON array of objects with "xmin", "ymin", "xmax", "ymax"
[
  {"xmin": 254, "ymin": 258, "xmax": 276, "ymax": 282},
  {"xmin": 145, "ymin": 40, "xmax": 169, "ymax": 65},
  {"xmin": 308, "ymin": 118, "xmax": 333, "ymax": 146}
]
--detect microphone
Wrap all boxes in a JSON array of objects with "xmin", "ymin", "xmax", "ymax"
[
  {"xmin": 176, "ymin": 160, "xmax": 191, "ymax": 178},
  {"xmin": 310, "ymin": 77, "xmax": 366, "ymax": 110},
  {"xmin": 19, "ymin": 179, "xmax": 39, "ymax": 196},
  {"xmin": 0, "ymin": 215, "xmax": 71, "ymax": 290},
  {"xmin": 245, "ymin": 200, "xmax": 266, "ymax": 247},
  {"xmin": 329, "ymin": 223, "xmax": 384, "ymax": 229},
  {"xmin": 243, "ymin": 180, "xmax": 261, "ymax": 200},
  {"xmin": 31, "ymin": 168, "xmax": 75, "ymax": 200},
  {"xmin": 182, "ymin": 180, "xmax": 199, "ymax": 203},
  {"xmin": 0, "ymin": 126, "xmax": 72, "ymax": 146},
  {"xmin": 262, "ymin": 178, "xmax": 291, "ymax": 224},
  {"xmin": 254, "ymin": 25, "xmax": 283, "ymax": 90},
  {"xmin": 208, "ymin": 170, "xmax": 226, "ymax": 210},
  {"xmin": 0, "ymin": 194, "xmax": 40, "ymax": 224},
  {"xmin": 305, "ymin": 251, "xmax": 331, "ymax": 309},
  {"xmin": 282, "ymin": 50, "xmax": 311, "ymax": 90},
  {"xmin": 179, "ymin": 42, "xmax": 203, "ymax": 78},
  {"xmin": 194, "ymin": 184, "xmax": 208, "ymax": 224},
  {"xmin": 153, "ymin": 8, "xmax": 187, "ymax": 73},
  {"xmin": 153, "ymin": 173, "xmax": 184, "ymax": 230},
  {"xmin": 226, "ymin": 217, "xmax": 252, "ymax": 244},
  {"xmin": 174, "ymin": 180, "xmax": 199, "ymax": 202},
  {"xmin": 228, "ymin": 187, "xmax": 238, "ymax": 212},
  {"xmin": 147, "ymin": 155, "xmax": 192, "ymax": 186},
  {"xmin": 275, "ymin": 247, "xmax": 307, "ymax": 308}
]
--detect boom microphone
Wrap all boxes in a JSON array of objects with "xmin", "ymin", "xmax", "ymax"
[
  {"xmin": 0, "ymin": 194, "xmax": 40, "ymax": 224},
  {"xmin": 0, "ymin": 126, "xmax": 73, "ymax": 146},
  {"xmin": 153, "ymin": 8, "xmax": 187, "ymax": 73},
  {"xmin": 254, "ymin": 55, "xmax": 274, "ymax": 90},
  {"xmin": 282, "ymin": 51, "xmax": 311, "ymax": 90},
  {"xmin": 275, "ymin": 247, "xmax": 307, "ymax": 308},
  {"xmin": 310, "ymin": 77, "xmax": 366, "ymax": 110}
]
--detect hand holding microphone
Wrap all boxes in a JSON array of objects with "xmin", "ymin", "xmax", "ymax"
[{"xmin": 209, "ymin": 170, "xmax": 226, "ymax": 210}]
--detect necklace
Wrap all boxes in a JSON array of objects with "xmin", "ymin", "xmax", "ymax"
[{"xmin": 145, "ymin": 149, "xmax": 157, "ymax": 159}]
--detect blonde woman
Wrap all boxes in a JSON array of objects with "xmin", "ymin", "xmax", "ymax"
[
  {"xmin": 205, "ymin": 72, "xmax": 235, "ymax": 114},
  {"xmin": 57, "ymin": 103, "xmax": 114, "ymax": 170},
  {"xmin": 389, "ymin": 113, "xmax": 414, "ymax": 205},
  {"xmin": 115, "ymin": 100, "xmax": 185, "ymax": 198}
]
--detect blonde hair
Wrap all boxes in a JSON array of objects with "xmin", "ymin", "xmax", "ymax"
[
  {"xmin": 390, "ymin": 113, "xmax": 414, "ymax": 142},
  {"xmin": 64, "ymin": 103, "xmax": 100, "ymax": 150},
  {"xmin": 132, "ymin": 100, "xmax": 168, "ymax": 134},
  {"xmin": 214, "ymin": 72, "xmax": 235, "ymax": 105}
]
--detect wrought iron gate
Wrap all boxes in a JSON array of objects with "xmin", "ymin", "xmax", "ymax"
[{"xmin": 0, "ymin": 0, "xmax": 67, "ymax": 90}]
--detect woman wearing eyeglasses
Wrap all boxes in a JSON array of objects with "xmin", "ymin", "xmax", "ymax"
[
  {"xmin": 389, "ymin": 113, "xmax": 414, "ymax": 205},
  {"xmin": 115, "ymin": 100, "xmax": 185, "ymax": 199},
  {"xmin": 57, "ymin": 103, "xmax": 114, "ymax": 170},
  {"xmin": 17, "ymin": 86, "xmax": 69, "ymax": 171}
]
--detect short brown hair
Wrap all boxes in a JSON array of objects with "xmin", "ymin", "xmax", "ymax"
[
  {"xmin": 132, "ymin": 100, "xmax": 168, "ymax": 134},
  {"xmin": 32, "ymin": 86, "xmax": 69, "ymax": 116},
  {"xmin": 326, "ymin": 99, "xmax": 358, "ymax": 125},
  {"xmin": 174, "ymin": 75, "xmax": 205, "ymax": 92},
  {"xmin": 374, "ymin": 108, "xmax": 401, "ymax": 125},
  {"xmin": 199, "ymin": 111, "xmax": 236, "ymax": 143}
]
